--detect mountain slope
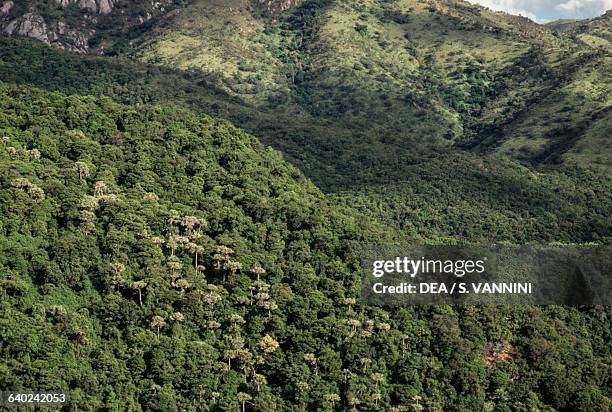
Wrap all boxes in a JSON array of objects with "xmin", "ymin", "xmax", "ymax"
[
  {"xmin": 128, "ymin": 0, "xmax": 611, "ymax": 180},
  {"xmin": 1, "ymin": 82, "xmax": 611, "ymax": 411},
  {"xmin": 2, "ymin": 36, "xmax": 610, "ymax": 246},
  {"xmin": 0, "ymin": 81, "xmax": 380, "ymax": 409},
  {"xmin": 2, "ymin": 0, "xmax": 610, "ymax": 185},
  {"xmin": 0, "ymin": 2, "xmax": 611, "ymax": 411},
  {"xmin": 547, "ymin": 10, "xmax": 611, "ymax": 49},
  {"xmin": 333, "ymin": 153, "xmax": 612, "ymax": 243}
]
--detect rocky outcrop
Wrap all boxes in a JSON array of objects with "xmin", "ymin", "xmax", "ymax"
[
  {"xmin": 1, "ymin": 0, "xmax": 183, "ymax": 53},
  {"xmin": 258, "ymin": 0, "xmax": 303, "ymax": 13},
  {"xmin": 54, "ymin": 0, "xmax": 115, "ymax": 15},
  {"xmin": 98, "ymin": 0, "xmax": 114, "ymax": 15},
  {"xmin": 0, "ymin": 1, "xmax": 14, "ymax": 16},
  {"xmin": 3, "ymin": 13, "xmax": 50, "ymax": 43},
  {"xmin": 2, "ymin": 12, "xmax": 91, "ymax": 52}
]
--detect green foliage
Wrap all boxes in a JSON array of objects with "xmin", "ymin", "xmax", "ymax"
[
  {"xmin": 0, "ymin": 83, "xmax": 610, "ymax": 410},
  {"xmin": 333, "ymin": 152, "xmax": 612, "ymax": 243},
  {"xmin": 132, "ymin": 0, "xmax": 611, "ymax": 178},
  {"xmin": 0, "ymin": 2, "xmax": 610, "ymax": 410}
]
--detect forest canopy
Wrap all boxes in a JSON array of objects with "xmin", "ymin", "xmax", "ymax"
[{"xmin": 0, "ymin": 83, "xmax": 610, "ymax": 411}]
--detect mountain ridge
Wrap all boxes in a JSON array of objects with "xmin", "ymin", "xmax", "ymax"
[
  {"xmin": 127, "ymin": 0, "xmax": 611, "ymax": 180},
  {"xmin": 1, "ymin": 3, "xmax": 609, "ymax": 235}
]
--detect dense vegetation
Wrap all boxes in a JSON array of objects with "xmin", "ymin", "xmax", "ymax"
[
  {"xmin": 0, "ymin": 0, "xmax": 611, "ymax": 410},
  {"xmin": 1, "ymin": 84, "xmax": 610, "ymax": 411},
  {"xmin": 2, "ymin": 1, "xmax": 610, "ymax": 194},
  {"xmin": 333, "ymin": 153, "xmax": 612, "ymax": 244},
  {"xmin": 133, "ymin": 0, "xmax": 611, "ymax": 177},
  {"xmin": 1, "ymin": 36, "xmax": 610, "ymax": 246}
]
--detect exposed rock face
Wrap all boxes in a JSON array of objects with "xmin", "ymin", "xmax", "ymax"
[
  {"xmin": 1, "ymin": 0, "xmax": 180, "ymax": 53},
  {"xmin": 54, "ymin": 0, "xmax": 115, "ymax": 15},
  {"xmin": 98, "ymin": 0, "xmax": 114, "ymax": 15},
  {"xmin": 258, "ymin": 0, "xmax": 303, "ymax": 13},
  {"xmin": 3, "ymin": 13, "xmax": 49, "ymax": 43},
  {"xmin": 2, "ymin": 12, "xmax": 91, "ymax": 52},
  {"xmin": 79, "ymin": 0, "xmax": 98, "ymax": 13},
  {"xmin": 0, "ymin": 1, "xmax": 14, "ymax": 16}
]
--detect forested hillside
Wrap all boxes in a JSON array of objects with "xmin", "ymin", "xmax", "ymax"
[
  {"xmin": 1, "ymin": 83, "xmax": 611, "ymax": 411},
  {"xmin": 131, "ymin": 0, "xmax": 611, "ymax": 178},
  {"xmin": 2, "ymin": 36, "xmax": 610, "ymax": 245},
  {"xmin": 0, "ymin": 0, "xmax": 611, "ymax": 410},
  {"xmin": 2, "ymin": 1, "xmax": 610, "ymax": 186},
  {"xmin": 332, "ymin": 154, "xmax": 612, "ymax": 244}
]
